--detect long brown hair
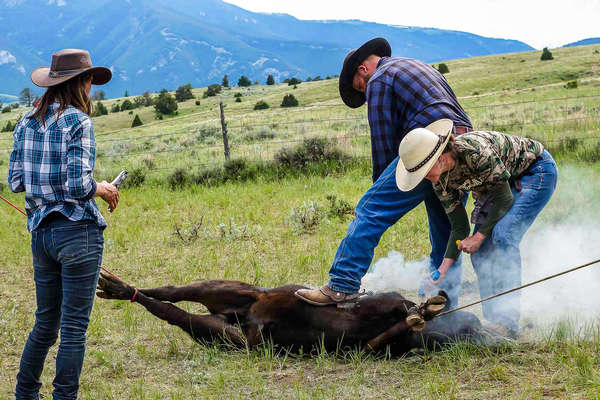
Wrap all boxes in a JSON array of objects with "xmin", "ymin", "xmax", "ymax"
[{"xmin": 29, "ymin": 72, "xmax": 93, "ymax": 126}]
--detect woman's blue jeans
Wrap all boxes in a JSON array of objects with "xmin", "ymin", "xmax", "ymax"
[
  {"xmin": 471, "ymin": 150, "xmax": 557, "ymax": 333},
  {"xmin": 328, "ymin": 156, "xmax": 462, "ymax": 307},
  {"xmin": 16, "ymin": 216, "xmax": 104, "ymax": 400}
]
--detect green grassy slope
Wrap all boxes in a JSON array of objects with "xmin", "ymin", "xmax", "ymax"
[{"xmin": 0, "ymin": 44, "xmax": 599, "ymax": 399}]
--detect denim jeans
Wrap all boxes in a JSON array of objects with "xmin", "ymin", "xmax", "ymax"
[
  {"xmin": 471, "ymin": 150, "xmax": 557, "ymax": 333},
  {"xmin": 16, "ymin": 215, "xmax": 104, "ymax": 400},
  {"xmin": 328, "ymin": 156, "xmax": 462, "ymax": 308}
]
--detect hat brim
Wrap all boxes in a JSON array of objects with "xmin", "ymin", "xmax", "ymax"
[
  {"xmin": 396, "ymin": 119, "xmax": 454, "ymax": 192},
  {"xmin": 339, "ymin": 38, "xmax": 391, "ymax": 108},
  {"xmin": 31, "ymin": 66, "xmax": 112, "ymax": 88}
]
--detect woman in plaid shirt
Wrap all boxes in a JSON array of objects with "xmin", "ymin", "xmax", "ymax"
[{"xmin": 8, "ymin": 49, "xmax": 118, "ymax": 400}]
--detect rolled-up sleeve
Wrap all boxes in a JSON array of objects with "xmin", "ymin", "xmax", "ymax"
[
  {"xmin": 66, "ymin": 117, "xmax": 97, "ymax": 200},
  {"xmin": 8, "ymin": 124, "xmax": 25, "ymax": 193}
]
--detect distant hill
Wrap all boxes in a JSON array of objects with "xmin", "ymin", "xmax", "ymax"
[
  {"xmin": 0, "ymin": 0, "xmax": 533, "ymax": 98},
  {"xmin": 563, "ymin": 38, "xmax": 600, "ymax": 47}
]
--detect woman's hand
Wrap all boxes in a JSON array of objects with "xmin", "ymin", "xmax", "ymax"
[
  {"xmin": 95, "ymin": 181, "xmax": 119, "ymax": 211},
  {"xmin": 458, "ymin": 232, "xmax": 487, "ymax": 254}
]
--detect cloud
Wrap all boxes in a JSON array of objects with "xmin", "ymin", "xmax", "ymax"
[{"xmin": 0, "ymin": 50, "xmax": 16, "ymax": 65}]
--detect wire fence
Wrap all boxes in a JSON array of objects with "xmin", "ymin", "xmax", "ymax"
[{"xmin": 1, "ymin": 93, "xmax": 600, "ymax": 175}]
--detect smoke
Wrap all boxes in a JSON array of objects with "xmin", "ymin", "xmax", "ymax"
[
  {"xmin": 360, "ymin": 251, "xmax": 427, "ymax": 292},
  {"xmin": 520, "ymin": 219, "xmax": 600, "ymax": 326},
  {"xmin": 359, "ymin": 163, "xmax": 600, "ymax": 334}
]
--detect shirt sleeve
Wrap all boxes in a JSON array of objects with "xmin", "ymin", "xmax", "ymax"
[
  {"xmin": 367, "ymin": 80, "xmax": 397, "ymax": 182},
  {"xmin": 8, "ymin": 122, "xmax": 25, "ymax": 193},
  {"xmin": 66, "ymin": 117, "xmax": 97, "ymax": 200}
]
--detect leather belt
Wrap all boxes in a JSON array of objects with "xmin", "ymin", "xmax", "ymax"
[{"xmin": 454, "ymin": 126, "xmax": 472, "ymax": 135}]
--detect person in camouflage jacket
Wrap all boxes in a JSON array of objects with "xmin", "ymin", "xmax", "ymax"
[{"xmin": 395, "ymin": 120, "xmax": 558, "ymax": 337}]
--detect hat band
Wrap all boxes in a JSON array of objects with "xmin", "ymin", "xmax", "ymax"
[
  {"xmin": 48, "ymin": 67, "xmax": 89, "ymax": 78},
  {"xmin": 406, "ymin": 136, "xmax": 445, "ymax": 173}
]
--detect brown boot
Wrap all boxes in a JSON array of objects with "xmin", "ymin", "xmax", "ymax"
[{"xmin": 294, "ymin": 285, "xmax": 360, "ymax": 306}]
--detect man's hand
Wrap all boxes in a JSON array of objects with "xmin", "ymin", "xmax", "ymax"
[
  {"xmin": 458, "ymin": 232, "xmax": 487, "ymax": 254},
  {"xmin": 95, "ymin": 180, "xmax": 119, "ymax": 211}
]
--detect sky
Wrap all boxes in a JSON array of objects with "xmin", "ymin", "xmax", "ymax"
[{"xmin": 224, "ymin": 0, "xmax": 600, "ymax": 49}]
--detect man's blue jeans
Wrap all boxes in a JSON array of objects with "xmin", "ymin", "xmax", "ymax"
[
  {"xmin": 16, "ymin": 215, "xmax": 104, "ymax": 400},
  {"xmin": 471, "ymin": 150, "xmax": 557, "ymax": 333},
  {"xmin": 328, "ymin": 156, "xmax": 462, "ymax": 307}
]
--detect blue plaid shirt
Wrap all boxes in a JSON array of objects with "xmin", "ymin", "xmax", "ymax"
[
  {"xmin": 8, "ymin": 102, "xmax": 105, "ymax": 232},
  {"xmin": 366, "ymin": 57, "xmax": 472, "ymax": 181}
]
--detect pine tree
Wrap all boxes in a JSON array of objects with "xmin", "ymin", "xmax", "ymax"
[
  {"xmin": 124, "ymin": 90, "xmax": 129, "ymax": 97},
  {"xmin": 541, "ymin": 47, "xmax": 554, "ymax": 61},
  {"xmin": 175, "ymin": 84, "xmax": 194, "ymax": 102},
  {"xmin": 266, "ymin": 74, "xmax": 275, "ymax": 85},
  {"xmin": 281, "ymin": 94, "xmax": 299, "ymax": 107},
  {"xmin": 222, "ymin": 74, "xmax": 229, "ymax": 87},
  {"xmin": 238, "ymin": 76, "xmax": 251, "ymax": 87},
  {"xmin": 131, "ymin": 114, "xmax": 143, "ymax": 127}
]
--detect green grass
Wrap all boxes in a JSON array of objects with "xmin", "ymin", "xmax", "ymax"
[{"xmin": 1, "ymin": 44, "xmax": 600, "ymax": 398}]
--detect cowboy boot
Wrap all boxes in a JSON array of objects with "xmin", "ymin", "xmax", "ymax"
[{"xmin": 294, "ymin": 285, "xmax": 361, "ymax": 306}]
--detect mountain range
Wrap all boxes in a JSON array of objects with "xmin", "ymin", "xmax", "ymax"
[{"xmin": 0, "ymin": 0, "xmax": 536, "ymax": 98}]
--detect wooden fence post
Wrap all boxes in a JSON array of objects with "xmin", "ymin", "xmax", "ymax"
[{"xmin": 219, "ymin": 101, "xmax": 230, "ymax": 161}]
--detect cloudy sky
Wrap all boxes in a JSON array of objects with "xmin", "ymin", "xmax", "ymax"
[{"xmin": 224, "ymin": 0, "xmax": 600, "ymax": 49}]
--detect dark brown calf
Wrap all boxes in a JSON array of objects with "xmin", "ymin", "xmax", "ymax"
[{"xmin": 97, "ymin": 274, "xmax": 483, "ymax": 356}]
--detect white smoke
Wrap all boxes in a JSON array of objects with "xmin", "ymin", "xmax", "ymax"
[
  {"xmin": 360, "ymin": 251, "xmax": 427, "ymax": 293},
  {"xmin": 520, "ymin": 220, "xmax": 600, "ymax": 325}
]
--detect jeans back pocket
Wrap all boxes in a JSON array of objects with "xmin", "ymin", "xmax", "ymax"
[{"xmin": 52, "ymin": 224, "xmax": 89, "ymax": 263}]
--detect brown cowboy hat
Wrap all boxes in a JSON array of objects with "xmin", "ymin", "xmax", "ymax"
[
  {"xmin": 339, "ymin": 38, "xmax": 391, "ymax": 108},
  {"xmin": 31, "ymin": 48, "xmax": 112, "ymax": 88}
]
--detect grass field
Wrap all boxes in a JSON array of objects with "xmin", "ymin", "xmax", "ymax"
[{"xmin": 1, "ymin": 44, "xmax": 600, "ymax": 399}]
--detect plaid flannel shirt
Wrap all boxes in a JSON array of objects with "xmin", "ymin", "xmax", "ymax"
[
  {"xmin": 8, "ymin": 102, "xmax": 105, "ymax": 232},
  {"xmin": 366, "ymin": 57, "xmax": 472, "ymax": 181}
]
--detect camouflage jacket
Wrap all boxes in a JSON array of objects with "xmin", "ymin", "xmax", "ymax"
[{"xmin": 433, "ymin": 131, "xmax": 544, "ymax": 223}]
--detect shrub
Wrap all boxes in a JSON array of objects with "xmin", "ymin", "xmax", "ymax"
[
  {"xmin": 275, "ymin": 137, "xmax": 344, "ymax": 168},
  {"xmin": 167, "ymin": 168, "xmax": 189, "ymax": 189},
  {"xmin": 131, "ymin": 114, "xmax": 143, "ymax": 127},
  {"xmin": 2, "ymin": 106, "xmax": 10, "ymax": 113},
  {"xmin": 234, "ymin": 92, "xmax": 243, "ymax": 98},
  {"xmin": 541, "ymin": 47, "xmax": 554, "ymax": 61},
  {"xmin": 326, "ymin": 194, "xmax": 354, "ymax": 219},
  {"xmin": 238, "ymin": 75, "xmax": 252, "ymax": 87},
  {"xmin": 175, "ymin": 83, "xmax": 194, "ymax": 102},
  {"xmin": 437, "ymin": 63, "xmax": 450, "ymax": 74},
  {"xmin": 142, "ymin": 91, "xmax": 154, "ymax": 106},
  {"xmin": 235, "ymin": 97, "xmax": 242, "ymax": 103},
  {"xmin": 93, "ymin": 101, "xmax": 108, "ymax": 116},
  {"xmin": 110, "ymin": 103, "xmax": 120, "ymax": 113},
  {"xmin": 203, "ymin": 84, "xmax": 222, "ymax": 98},
  {"xmin": 195, "ymin": 100, "xmax": 201, "ymax": 106},
  {"xmin": 1, "ymin": 120, "xmax": 16, "ymax": 132},
  {"xmin": 254, "ymin": 100, "xmax": 269, "ymax": 110},
  {"xmin": 287, "ymin": 77, "xmax": 301, "ymax": 86},
  {"xmin": 240, "ymin": 127, "xmax": 276, "ymax": 143},
  {"xmin": 154, "ymin": 89, "xmax": 178, "ymax": 115},
  {"xmin": 120, "ymin": 99, "xmax": 135, "ymax": 111},
  {"xmin": 286, "ymin": 201, "xmax": 323, "ymax": 234},
  {"xmin": 122, "ymin": 167, "xmax": 146, "ymax": 188},
  {"xmin": 133, "ymin": 96, "xmax": 145, "ymax": 108},
  {"xmin": 564, "ymin": 80, "xmax": 578, "ymax": 89},
  {"xmin": 266, "ymin": 74, "xmax": 275, "ymax": 85},
  {"xmin": 281, "ymin": 94, "xmax": 299, "ymax": 107}
]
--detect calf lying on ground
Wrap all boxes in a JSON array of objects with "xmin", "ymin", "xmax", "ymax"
[{"xmin": 96, "ymin": 273, "xmax": 484, "ymax": 356}]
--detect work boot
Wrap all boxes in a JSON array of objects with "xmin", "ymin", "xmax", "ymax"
[{"xmin": 294, "ymin": 285, "xmax": 360, "ymax": 306}]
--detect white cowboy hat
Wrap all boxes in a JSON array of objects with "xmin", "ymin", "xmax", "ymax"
[{"xmin": 395, "ymin": 119, "xmax": 454, "ymax": 191}]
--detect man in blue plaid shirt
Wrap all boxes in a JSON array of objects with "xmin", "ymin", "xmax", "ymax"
[
  {"xmin": 296, "ymin": 38, "xmax": 472, "ymax": 308},
  {"xmin": 8, "ymin": 103, "xmax": 109, "ymax": 232}
]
